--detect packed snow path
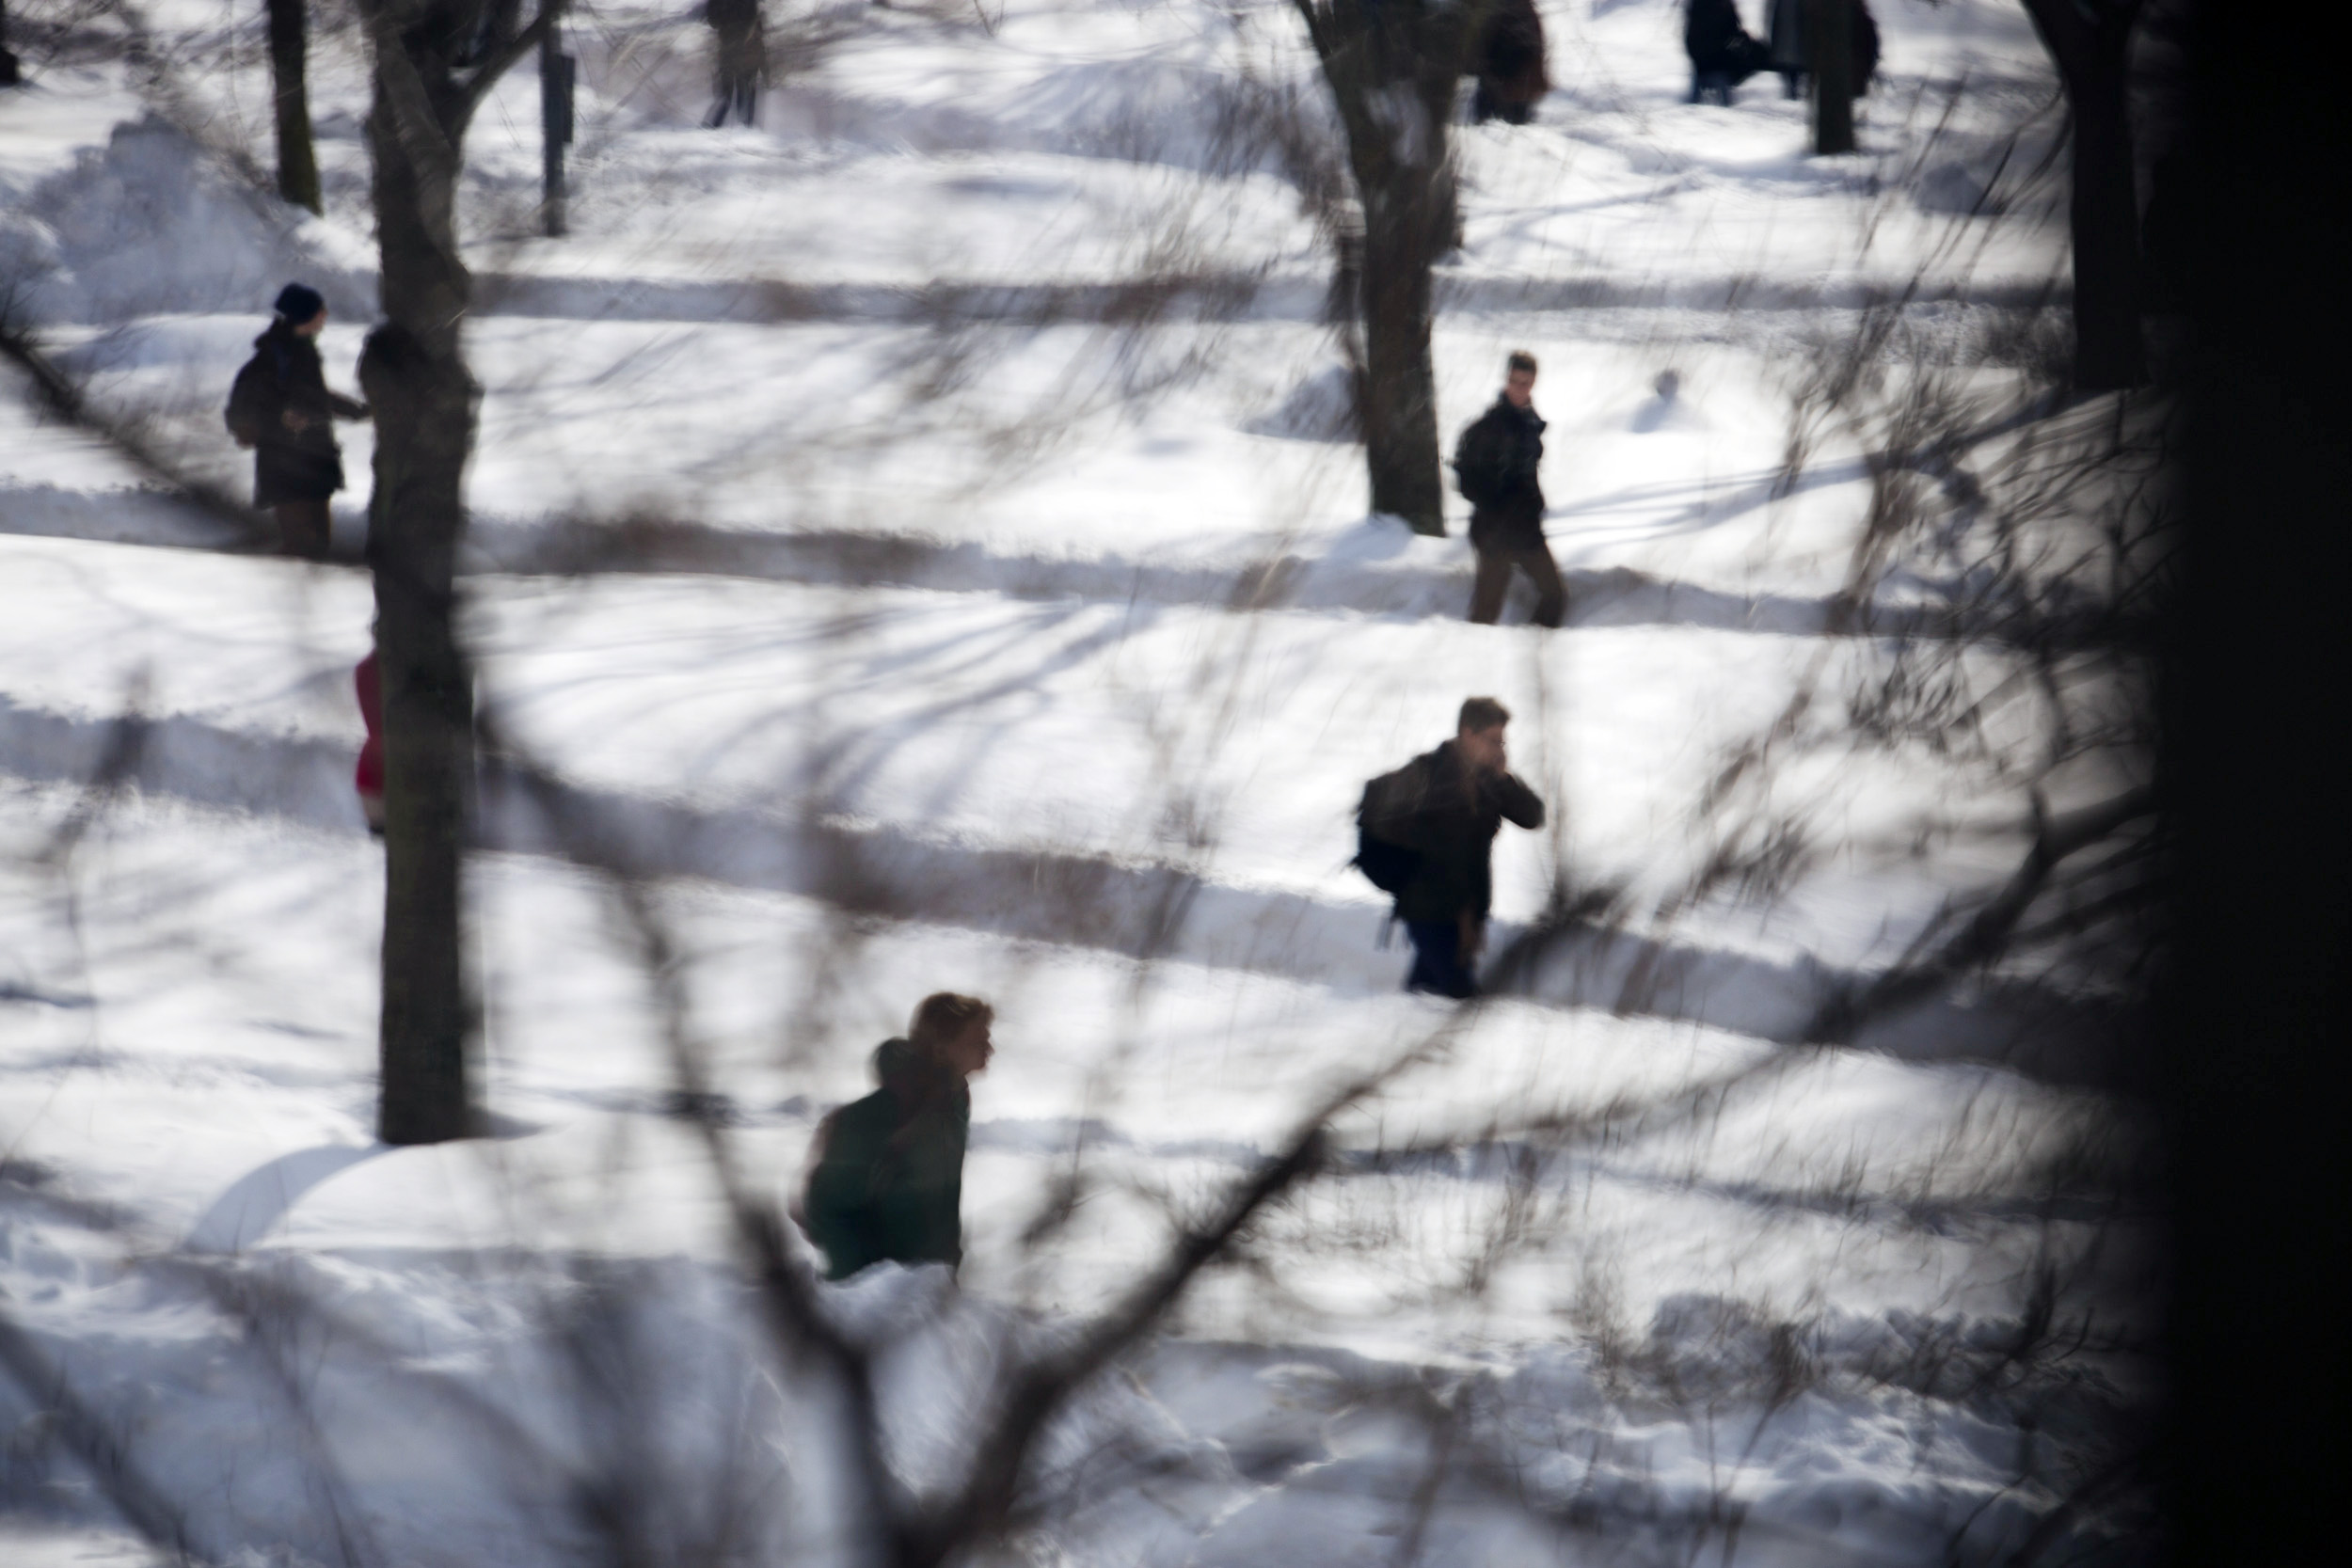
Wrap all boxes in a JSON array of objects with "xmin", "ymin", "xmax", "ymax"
[{"xmin": 0, "ymin": 2, "xmax": 2153, "ymax": 1565}]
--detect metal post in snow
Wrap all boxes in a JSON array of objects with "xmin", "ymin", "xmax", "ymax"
[{"xmin": 540, "ymin": 21, "xmax": 575, "ymax": 237}]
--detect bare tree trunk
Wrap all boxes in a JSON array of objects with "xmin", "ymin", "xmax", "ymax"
[
  {"xmin": 1, "ymin": 0, "xmax": 23, "ymax": 88},
  {"xmin": 363, "ymin": 104, "xmax": 477, "ymax": 1146},
  {"xmin": 540, "ymin": 24, "xmax": 571, "ymax": 236},
  {"xmin": 356, "ymin": 0, "xmax": 563, "ymax": 1144},
  {"xmin": 266, "ymin": 0, "xmax": 323, "ymax": 214},
  {"xmin": 1356, "ymin": 148, "xmax": 1450, "ymax": 533},
  {"xmin": 2020, "ymin": 0, "xmax": 2148, "ymax": 390},
  {"xmin": 1806, "ymin": 0, "xmax": 1853, "ymax": 155},
  {"xmin": 1294, "ymin": 0, "xmax": 1470, "ymax": 536}
]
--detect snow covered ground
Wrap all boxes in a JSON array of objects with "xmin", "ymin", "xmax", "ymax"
[{"xmin": 1, "ymin": 0, "xmax": 2154, "ymax": 1563}]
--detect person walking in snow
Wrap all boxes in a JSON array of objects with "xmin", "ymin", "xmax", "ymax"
[
  {"xmin": 1452, "ymin": 351, "xmax": 1566, "ymax": 628},
  {"xmin": 795, "ymin": 992, "xmax": 994, "ymax": 1281},
  {"xmin": 705, "ymin": 0, "xmax": 766, "ymax": 127},
  {"xmin": 1685, "ymin": 0, "xmax": 1770, "ymax": 104},
  {"xmin": 1470, "ymin": 0, "xmax": 1549, "ymax": 125},
  {"xmin": 1357, "ymin": 698, "xmax": 1545, "ymax": 999},
  {"xmin": 225, "ymin": 284, "xmax": 368, "ymax": 562}
]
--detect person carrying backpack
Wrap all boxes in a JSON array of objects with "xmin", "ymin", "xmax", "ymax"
[
  {"xmin": 1354, "ymin": 697, "xmax": 1546, "ymax": 999},
  {"xmin": 1451, "ymin": 350, "xmax": 1566, "ymax": 628},
  {"xmin": 224, "ymin": 283, "xmax": 369, "ymax": 561},
  {"xmin": 793, "ymin": 993, "xmax": 994, "ymax": 1281}
]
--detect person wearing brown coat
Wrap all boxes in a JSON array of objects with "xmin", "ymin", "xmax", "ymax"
[
  {"xmin": 225, "ymin": 284, "xmax": 368, "ymax": 561},
  {"xmin": 1359, "ymin": 697, "xmax": 1546, "ymax": 998},
  {"xmin": 1470, "ymin": 0, "xmax": 1549, "ymax": 125}
]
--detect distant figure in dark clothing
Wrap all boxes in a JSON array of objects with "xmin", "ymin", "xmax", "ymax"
[
  {"xmin": 796, "ymin": 993, "xmax": 994, "ymax": 1281},
  {"xmin": 224, "ymin": 284, "xmax": 368, "ymax": 561},
  {"xmin": 1453, "ymin": 351, "xmax": 1565, "ymax": 628},
  {"xmin": 1470, "ymin": 0, "xmax": 1549, "ymax": 125},
  {"xmin": 1685, "ymin": 0, "xmax": 1769, "ymax": 104},
  {"xmin": 705, "ymin": 0, "xmax": 766, "ymax": 127},
  {"xmin": 1359, "ymin": 698, "xmax": 1546, "ymax": 999},
  {"xmin": 1765, "ymin": 0, "xmax": 1878, "ymax": 102}
]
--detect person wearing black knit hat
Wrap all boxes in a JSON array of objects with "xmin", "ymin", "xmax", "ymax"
[{"xmin": 223, "ymin": 283, "xmax": 369, "ymax": 560}]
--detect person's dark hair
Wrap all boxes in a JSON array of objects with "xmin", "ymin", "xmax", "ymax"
[
  {"xmin": 909, "ymin": 992, "xmax": 992, "ymax": 1054},
  {"xmin": 1458, "ymin": 696, "xmax": 1511, "ymax": 734},
  {"xmin": 1505, "ymin": 350, "xmax": 1538, "ymax": 376},
  {"xmin": 273, "ymin": 283, "xmax": 326, "ymax": 325}
]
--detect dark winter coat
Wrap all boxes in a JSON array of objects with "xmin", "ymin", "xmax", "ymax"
[
  {"xmin": 228, "ymin": 322, "xmax": 366, "ymax": 508},
  {"xmin": 1453, "ymin": 396, "xmax": 1548, "ymax": 550},
  {"xmin": 1686, "ymin": 0, "xmax": 1767, "ymax": 79},
  {"xmin": 1474, "ymin": 0, "xmax": 1550, "ymax": 109},
  {"xmin": 706, "ymin": 0, "xmax": 766, "ymax": 84},
  {"xmin": 1360, "ymin": 740, "xmax": 1545, "ymax": 926},
  {"xmin": 1765, "ymin": 0, "xmax": 1879, "ymax": 91},
  {"xmin": 801, "ymin": 1040, "xmax": 969, "ymax": 1281},
  {"xmin": 1767, "ymin": 0, "xmax": 1804, "ymax": 71}
]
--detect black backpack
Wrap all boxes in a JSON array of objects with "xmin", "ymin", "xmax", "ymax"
[
  {"xmin": 1352, "ymin": 771, "xmax": 1422, "ymax": 896},
  {"xmin": 224, "ymin": 352, "xmax": 275, "ymax": 449},
  {"xmin": 1451, "ymin": 415, "xmax": 1508, "ymax": 508}
]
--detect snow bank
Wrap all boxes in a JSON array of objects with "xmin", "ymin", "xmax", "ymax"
[{"xmin": 5, "ymin": 112, "xmax": 372, "ymax": 326}]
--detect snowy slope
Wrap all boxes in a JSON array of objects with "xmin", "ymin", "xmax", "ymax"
[{"xmin": 1, "ymin": 0, "xmax": 2153, "ymax": 1562}]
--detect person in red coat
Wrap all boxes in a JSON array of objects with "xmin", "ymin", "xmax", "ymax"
[{"xmin": 355, "ymin": 650, "xmax": 384, "ymax": 836}]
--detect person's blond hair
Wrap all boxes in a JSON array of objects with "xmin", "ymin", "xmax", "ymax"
[{"xmin": 908, "ymin": 992, "xmax": 993, "ymax": 1054}]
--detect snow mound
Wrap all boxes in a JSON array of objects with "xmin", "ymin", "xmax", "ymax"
[{"xmin": 7, "ymin": 114, "xmax": 372, "ymax": 325}]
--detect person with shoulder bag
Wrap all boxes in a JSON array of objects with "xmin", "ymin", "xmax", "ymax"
[
  {"xmin": 225, "ymin": 283, "xmax": 369, "ymax": 561},
  {"xmin": 1451, "ymin": 351, "xmax": 1567, "ymax": 628}
]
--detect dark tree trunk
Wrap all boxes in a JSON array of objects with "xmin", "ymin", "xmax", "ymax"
[
  {"xmin": 265, "ymin": 0, "xmax": 323, "ymax": 214},
  {"xmin": 540, "ymin": 24, "xmax": 571, "ymax": 236},
  {"xmin": 355, "ymin": 0, "xmax": 560, "ymax": 1144},
  {"xmin": 363, "ymin": 83, "xmax": 479, "ymax": 1147},
  {"xmin": 1, "ymin": 0, "xmax": 23, "ymax": 88},
  {"xmin": 1356, "ymin": 152, "xmax": 1449, "ymax": 532},
  {"xmin": 2020, "ymin": 0, "xmax": 2148, "ymax": 390},
  {"xmin": 1806, "ymin": 0, "xmax": 1853, "ymax": 154},
  {"xmin": 1294, "ymin": 0, "xmax": 1471, "ymax": 536}
]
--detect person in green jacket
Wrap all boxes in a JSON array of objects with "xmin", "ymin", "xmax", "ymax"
[{"xmin": 796, "ymin": 993, "xmax": 994, "ymax": 1281}]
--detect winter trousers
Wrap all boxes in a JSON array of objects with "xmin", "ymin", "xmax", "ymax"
[
  {"xmin": 1471, "ymin": 81, "xmax": 1534, "ymax": 125},
  {"xmin": 1405, "ymin": 919, "xmax": 1479, "ymax": 999},
  {"xmin": 275, "ymin": 499, "xmax": 331, "ymax": 562},
  {"xmin": 1468, "ymin": 537, "xmax": 1566, "ymax": 627},
  {"xmin": 707, "ymin": 26, "xmax": 765, "ymax": 126}
]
